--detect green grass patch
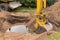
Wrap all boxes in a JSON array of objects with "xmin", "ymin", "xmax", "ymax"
[
  {"xmin": 14, "ymin": 7, "xmax": 35, "ymax": 12},
  {"xmin": 48, "ymin": 32, "xmax": 60, "ymax": 40}
]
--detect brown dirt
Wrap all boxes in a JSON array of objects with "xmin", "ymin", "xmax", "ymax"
[
  {"xmin": 0, "ymin": 11, "xmax": 11, "ymax": 32},
  {"xmin": 0, "ymin": 32, "xmax": 48, "ymax": 40},
  {"xmin": 45, "ymin": 2, "xmax": 60, "ymax": 31},
  {"xmin": 0, "ymin": 11, "xmax": 35, "ymax": 33}
]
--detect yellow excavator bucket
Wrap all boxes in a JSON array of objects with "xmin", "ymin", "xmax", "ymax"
[{"xmin": 34, "ymin": 0, "xmax": 53, "ymax": 31}]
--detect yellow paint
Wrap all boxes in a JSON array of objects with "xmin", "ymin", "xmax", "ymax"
[
  {"xmin": 34, "ymin": 23, "xmax": 38, "ymax": 29},
  {"xmin": 36, "ymin": 18, "xmax": 46, "ymax": 27},
  {"xmin": 44, "ymin": 0, "xmax": 46, "ymax": 8},
  {"xmin": 36, "ymin": 0, "xmax": 43, "ymax": 15},
  {"xmin": 34, "ymin": 0, "xmax": 47, "ymax": 29}
]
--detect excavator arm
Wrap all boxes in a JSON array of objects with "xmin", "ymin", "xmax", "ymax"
[
  {"xmin": 34, "ymin": 0, "xmax": 46, "ymax": 29},
  {"xmin": 34, "ymin": 0, "xmax": 53, "ymax": 31}
]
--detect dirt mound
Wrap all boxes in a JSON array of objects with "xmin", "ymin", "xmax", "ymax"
[
  {"xmin": 0, "ymin": 32, "xmax": 48, "ymax": 40},
  {"xmin": 45, "ymin": 2, "xmax": 60, "ymax": 31}
]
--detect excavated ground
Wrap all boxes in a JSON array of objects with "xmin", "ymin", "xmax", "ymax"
[
  {"xmin": 0, "ymin": 1, "xmax": 60, "ymax": 40},
  {"xmin": 45, "ymin": 2, "xmax": 60, "ymax": 31},
  {"xmin": 0, "ymin": 32, "xmax": 48, "ymax": 40},
  {"xmin": 0, "ymin": 11, "xmax": 36, "ymax": 33},
  {"xmin": 0, "ymin": 11, "xmax": 48, "ymax": 40}
]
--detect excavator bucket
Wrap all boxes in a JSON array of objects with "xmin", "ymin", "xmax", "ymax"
[
  {"xmin": 33, "ymin": 23, "xmax": 53, "ymax": 34},
  {"xmin": 35, "ymin": 0, "xmax": 53, "ymax": 33},
  {"xmin": 44, "ymin": 22, "xmax": 53, "ymax": 31}
]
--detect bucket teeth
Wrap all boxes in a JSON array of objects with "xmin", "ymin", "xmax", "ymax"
[
  {"xmin": 44, "ymin": 23, "xmax": 53, "ymax": 31},
  {"xmin": 33, "ymin": 23, "xmax": 53, "ymax": 34},
  {"xmin": 34, "ymin": 26, "xmax": 47, "ymax": 34}
]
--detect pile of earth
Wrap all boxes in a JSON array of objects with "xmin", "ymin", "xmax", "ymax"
[{"xmin": 45, "ymin": 2, "xmax": 60, "ymax": 31}]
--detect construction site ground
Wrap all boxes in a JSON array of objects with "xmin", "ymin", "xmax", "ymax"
[{"xmin": 0, "ymin": 2, "xmax": 60, "ymax": 40}]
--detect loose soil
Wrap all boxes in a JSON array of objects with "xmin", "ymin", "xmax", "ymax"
[
  {"xmin": 0, "ymin": 2, "xmax": 60, "ymax": 40},
  {"xmin": 45, "ymin": 2, "xmax": 60, "ymax": 31},
  {"xmin": 0, "ymin": 32, "xmax": 48, "ymax": 40}
]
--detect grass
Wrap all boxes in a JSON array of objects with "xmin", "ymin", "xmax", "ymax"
[
  {"xmin": 14, "ymin": 7, "xmax": 35, "ymax": 12},
  {"xmin": 48, "ymin": 32, "xmax": 60, "ymax": 40}
]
